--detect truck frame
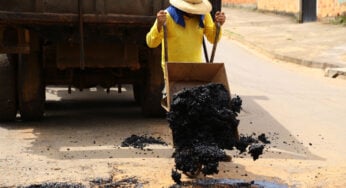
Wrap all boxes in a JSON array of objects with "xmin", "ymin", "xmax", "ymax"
[{"xmin": 0, "ymin": 0, "xmax": 221, "ymax": 121}]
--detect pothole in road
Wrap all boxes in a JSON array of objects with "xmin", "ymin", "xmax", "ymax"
[
  {"xmin": 22, "ymin": 176, "xmax": 146, "ymax": 188},
  {"xmin": 171, "ymin": 178, "xmax": 288, "ymax": 188},
  {"xmin": 21, "ymin": 178, "xmax": 287, "ymax": 188}
]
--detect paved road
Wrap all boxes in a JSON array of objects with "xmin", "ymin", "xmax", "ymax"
[
  {"xmin": 0, "ymin": 85, "xmax": 176, "ymax": 186},
  {"xmin": 1, "ymin": 36, "xmax": 346, "ymax": 187},
  {"xmin": 214, "ymin": 37, "xmax": 346, "ymax": 187},
  {"xmin": 222, "ymin": 7, "xmax": 346, "ymax": 77}
]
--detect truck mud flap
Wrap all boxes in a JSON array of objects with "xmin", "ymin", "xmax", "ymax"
[
  {"xmin": 0, "ymin": 54, "xmax": 17, "ymax": 121},
  {"xmin": 17, "ymin": 53, "xmax": 45, "ymax": 121}
]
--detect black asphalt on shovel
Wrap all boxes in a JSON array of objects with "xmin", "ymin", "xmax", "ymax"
[{"xmin": 162, "ymin": 22, "xmax": 230, "ymax": 111}]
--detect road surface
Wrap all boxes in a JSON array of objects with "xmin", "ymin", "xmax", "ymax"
[
  {"xmin": 0, "ymin": 37, "xmax": 345, "ymax": 187},
  {"xmin": 214, "ymin": 37, "xmax": 346, "ymax": 187}
]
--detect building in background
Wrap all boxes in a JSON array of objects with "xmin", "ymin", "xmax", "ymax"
[{"xmin": 223, "ymin": 0, "xmax": 346, "ymax": 22}]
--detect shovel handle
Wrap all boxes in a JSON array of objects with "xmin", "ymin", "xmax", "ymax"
[
  {"xmin": 209, "ymin": 22, "xmax": 221, "ymax": 63},
  {"xmin": 203, "ymin": 38, "xmax": 209, "ymax": 63},
  {"xmin": 163, "ymin": 23, "xmax": 168, "ymax": 63}
]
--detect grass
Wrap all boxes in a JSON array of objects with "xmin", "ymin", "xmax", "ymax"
[{"xmin": 331, "ymin": 14, "xmax": 346, "ymax": 26}]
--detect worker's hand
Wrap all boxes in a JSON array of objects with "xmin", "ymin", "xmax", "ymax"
[
  {"xmin": 156, "ymin": 10, "xmax": 167, "ymax": 32},
  {"xmin": 215, "ymin": 11, "xmax": 226, "ymax": 26}
]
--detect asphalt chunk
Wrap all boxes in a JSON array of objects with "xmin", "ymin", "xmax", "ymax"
[{"xmin": 121, "ymin": 134, "xmax": 168, "ymax": 149}]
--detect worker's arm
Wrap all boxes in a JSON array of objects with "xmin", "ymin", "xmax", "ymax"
[
  {"xmin": 204, "ymin": 11, "xmax": 226, "ymax": 44},
  {"xmin": 146, "ymin": 10, "xmax": 167, "ymax": 48}
]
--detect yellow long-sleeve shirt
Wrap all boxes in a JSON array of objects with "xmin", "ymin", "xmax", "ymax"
[{"xmin": 146, "ymin": 10, "xmax": 221, "ymax": 79}]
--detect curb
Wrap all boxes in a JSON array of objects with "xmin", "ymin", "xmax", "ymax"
[
  {"xmin": 223, "ymin": 30, "xmax": 342, "ymax": 71},
  {"xmin": 224, "ymin": 30, "xmax": 346, "ymax": 80},
  {"xmin": 324, "ymin": 67, "xmax": 346, "ymax": 79}
]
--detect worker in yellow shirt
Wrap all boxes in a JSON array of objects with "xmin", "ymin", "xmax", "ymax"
[{"xmin": 146, "ymin": 0, "xmax": 226, "ymax": 107}]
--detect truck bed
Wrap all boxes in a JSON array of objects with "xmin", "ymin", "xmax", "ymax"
[{"xmin": 0, "ymin": 0, "xmax": 169, "ymax": 25}]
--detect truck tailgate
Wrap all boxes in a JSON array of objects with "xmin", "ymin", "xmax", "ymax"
[{"xmin": 0, "ymin": 0, "xmax": 169, "ymax": 25}]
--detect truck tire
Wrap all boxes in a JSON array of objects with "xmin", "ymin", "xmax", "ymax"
[
  {"xmin": 17, "ymin": 53, "xmax": 45, "ymax": 121},
  {"xmin": 140, "ymin": 48, "xmax": 165, "ymax": 117},
  {"xmin": 0, "ymin": 54, "xmax": 17, "ymax": 121},
  {"xmin": 133, "ymin": 84, "xmax": 142, "ymax": 104}
]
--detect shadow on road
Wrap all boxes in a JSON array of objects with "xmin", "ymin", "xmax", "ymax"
[
  {"xmin": 235, "ymin": 95, "xmax": 324, "ymax": 161},
  {"xmin": 0, "ymin": 89, "xmax": 323, "ymax": 187},
  {"xmin": 0, "ymin": 89, "xmax": 324, "ymax": 161}
]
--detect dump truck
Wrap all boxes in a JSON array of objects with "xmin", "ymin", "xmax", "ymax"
[{"xmin": 0, "ymin": 0, "xmax": 221, "ymax": 121}]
